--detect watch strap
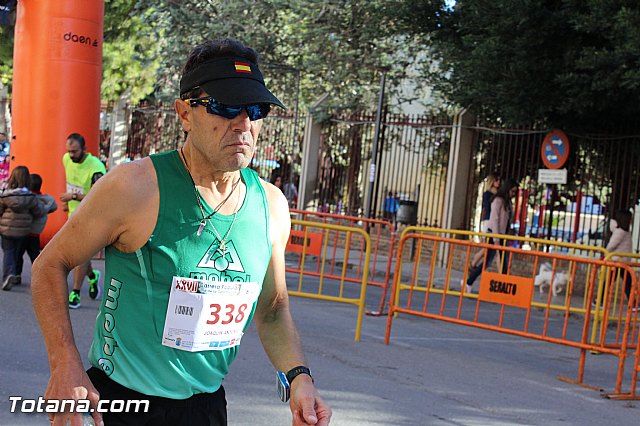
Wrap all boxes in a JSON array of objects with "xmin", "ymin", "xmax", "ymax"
[{"xmin": 286, "ymin": 366, "xmax": 313, "ymax": 384}]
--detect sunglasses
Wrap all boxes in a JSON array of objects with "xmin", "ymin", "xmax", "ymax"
[{"xmin": 186, "ymin": 97, "xmax": 271, "ymax": 121}]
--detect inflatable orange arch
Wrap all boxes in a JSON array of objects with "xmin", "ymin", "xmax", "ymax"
[{"xmin": 11, "ymin": 0, "xmax": 104, "ymax": 245}]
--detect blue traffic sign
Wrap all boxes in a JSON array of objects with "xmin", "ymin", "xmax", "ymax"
[{"xmin": 541, "ymin": 130, "xmax": 570, "ymax": 169}]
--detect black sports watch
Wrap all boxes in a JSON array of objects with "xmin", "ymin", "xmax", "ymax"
[{"xmin": 286, "ymin": 365, "xmax": 313, "ymax": 384}]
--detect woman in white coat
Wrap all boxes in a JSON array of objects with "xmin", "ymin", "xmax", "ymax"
[{"xmin": 465, "ymin": 178, "xmax": 519, "ymax": 292}]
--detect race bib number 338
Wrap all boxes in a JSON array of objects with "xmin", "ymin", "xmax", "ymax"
[{"xmin": 162, "ymin": 276, "xmax": 260, "ymax": 352}]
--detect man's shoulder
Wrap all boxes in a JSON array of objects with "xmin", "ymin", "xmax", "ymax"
[
  {"xmin": 107, "ymin": 157, "xmax": 156, "ymax": 190},
  {"xmin": 85, "ymin": 154, "xmax": 106, "ymax": 171},
  {"xmin": 260, "ymin": 178, "xmax": 289, "ymax": 212},
  {"xmin": 82, "ymin": 159, "xmax": 157, "ymax": 215}
]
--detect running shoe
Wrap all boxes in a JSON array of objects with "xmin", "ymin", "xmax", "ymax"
[
  {"xmin": 2, "ymin": 275, "xmax": 18, "ymax": 291},
  {"xmin": 69, "ymin": 291, "xmax": 81, "ymax": 309},
  {"xmin": 88, "ymin": 270, "xmax": 101, "ymax": 300}
]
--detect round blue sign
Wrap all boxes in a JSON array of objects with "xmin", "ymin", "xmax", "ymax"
[{"xmin": 541, "ymin": 130, "xmax": 570, "ymax": 169}]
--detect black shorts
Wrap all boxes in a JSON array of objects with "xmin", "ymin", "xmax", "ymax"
[{"xmin": 87, "ymin": 367, "xmax": 227, "ymax": 426}]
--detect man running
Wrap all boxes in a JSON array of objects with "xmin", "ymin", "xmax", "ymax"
[
  {"xmin": 32, "ymin": 38, "xmax": 331, "ymax": 426},
  {"xmin": 59, "ymin": 133, "xmax": 106, "ymax": 307}
]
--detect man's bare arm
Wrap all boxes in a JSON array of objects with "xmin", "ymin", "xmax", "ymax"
[
  {"xmin": 31, "ymin": 159, "xmax": 157, "ymax": 426},
  {"xmin": 253, "ymin": 183, "xmax": 331, "ymax": 425}
]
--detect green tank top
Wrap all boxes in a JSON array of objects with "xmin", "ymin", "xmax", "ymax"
[{"xmin": 88, "ymin": 151, "xmax": 272, "ymax": 398}]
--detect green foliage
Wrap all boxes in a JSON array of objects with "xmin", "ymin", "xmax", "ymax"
[
  {"xmin": 397, "ymin": 0, "xmax": 640, "ymax": 130},
  {"xmin": 0, "ymin": 5, "xmax": 15, "ymax": 87},
  {"xmin": 2, "ymin": 1, "xmax": 444, "ymax": 113},
  {"xmin": 102, "ymin": 1, "xmax": 160, "ymax": 103},
  {"xmin": 135, "ymin": 0, "xmax": 436, "ymax": 112},
  {"xmin": 102, "ymin": 36, "xmax": 159, "ymax": 103}
]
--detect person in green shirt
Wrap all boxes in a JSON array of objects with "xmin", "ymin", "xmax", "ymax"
[
  {"xmin": 59, "ymin": 133, "xmax": 106, "ymax": 308},
  {"xmin": 32, "ymin": 38, "xmax": 331, "ymax": 426}
]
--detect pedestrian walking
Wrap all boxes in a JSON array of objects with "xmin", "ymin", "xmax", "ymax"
[
  {"xmin": 383, "ymin": 191, "xmax": 399, "ymax": 228},
  {"xmin": 595, "ymin": 209, "xmax": 636, "ymax": 309},
  {"xmin": 14, "ymin": 173, "xmax": 57, "ymax": 284},
  {"xmin": 464, "ymin": 178, "xmax": 519, "ymax": 293},
  {"xmin": 283, "ymin": 178, "xmax": 298, "ymax": 208},
  {"xmin": 1, "ymin": 166, "xmax": 44, "ymax": 290},
  {"xmin": 470, "ymin": 172, "xmax": 502, "ymax": 270},
  {"xmin": 59, "ymin": 133, "xmax": 106, "ymax": 308}
]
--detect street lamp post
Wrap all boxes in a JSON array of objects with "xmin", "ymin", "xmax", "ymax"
[{"xmin": 364, "ymin": 71, "xmax": 386, "ymax": 219}]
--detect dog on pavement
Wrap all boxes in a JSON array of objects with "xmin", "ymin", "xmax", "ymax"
[{"xmin": 534, "ymin": 263, "xmax": 569, "ymax": 296}]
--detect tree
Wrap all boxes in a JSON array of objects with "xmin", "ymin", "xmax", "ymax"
[
  {"xmin": 3, "ymin": 1, "xmax": 443, "ymax": 112},
  {"xmin": 396, "ymin": 0, "xmax": 640, "ymax": 131},
  {"xmin": 102, "ymin": 1, "xmax": 160, "ymax": 103},
  {"xmin": 134, "ymin": 0, "xmax": 436, "ymax": 112},
  {"xmin": 0, "ymin": 0, "xmax": 16, "ymax": 88}
]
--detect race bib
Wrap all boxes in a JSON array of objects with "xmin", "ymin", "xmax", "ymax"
[
  {"xmin": 66, "ymin": 182, "xmax": 84, "ymax": 195},
  {"xmin": 162, "ymin": 276, "xmax": 260, "ymax": 352}
]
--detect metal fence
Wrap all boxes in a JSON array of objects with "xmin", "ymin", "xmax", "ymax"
[
  {"xmin": 100, "ymin": 103, "xmax": 454, "ymax": 229},
  {"xmin": 251, "ymin": 112, "xmax": 303, "ymax": 185},
  {"xmin": 125, "ymin": 101, "xmax": 183, "ymax": 159},
  {"xmin": 98, "ymin": 101, "xmax": 640, "ymax": 255},
  {"xmin": 467, "ymin": 122, "xmax": 640, "ymax": 253},
  {"xmin": 314, "ymin": 111, "xmax": 453, "ymax": 226},
  {"xmin": 99, "ymin": 101, "xmax": 302, "ymax": 184}
]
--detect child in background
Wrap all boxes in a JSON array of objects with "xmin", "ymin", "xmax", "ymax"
[{"xmin": 14, "ymin": 174, "xmax": 57, "ymax": 285}]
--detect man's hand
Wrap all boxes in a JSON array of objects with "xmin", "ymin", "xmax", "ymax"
[
  {"xmin": 289, "ymin": 376, "xmax": 331, "ymax": 426},
  {"xmin": 46, "ymin": 362, "xmax": 103, "ymax": 426},
  {"xmin": 59, "ymin": 192, "xmax": 74, "ymax": 203}
]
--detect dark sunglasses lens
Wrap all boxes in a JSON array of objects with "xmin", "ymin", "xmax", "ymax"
[
  {"xmin": 205, "ymin": 102, "xmax": 243, "ymax": 119},
  {"xmin": 194, "ymin": 98, "xmax": 271, "ymax": 120},
  {"xmin": 245, "ymin": 104, "xmax": 271, "ymax": 121}
]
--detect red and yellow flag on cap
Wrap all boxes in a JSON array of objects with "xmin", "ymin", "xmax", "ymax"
[{"xmin": 234, "ymin": 62, "xmax": 252, "ymax": 73}]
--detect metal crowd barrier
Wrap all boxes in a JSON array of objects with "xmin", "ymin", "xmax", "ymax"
[
  {"xmin": 384, "ymin": 229, "xmax": 639, "ymax": 398},
  {"xmin": 290, "ymin": 210, "xmax": 396, "ymax": 315},
  {"xmin": 400, "ymin": 227, "xmax": 608, "ymax": 317},
  {"xmin": 598, "ymin": 252, "xmax": 640, "ymax": 399},
  {"xmin": 285, "ymin": 219, "xmax": 371, "ymax": 341}
]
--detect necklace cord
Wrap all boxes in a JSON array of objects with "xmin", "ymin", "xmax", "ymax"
[{"xmin": 179, "ymin": 147, "xmax": 241, "ymax": 221}]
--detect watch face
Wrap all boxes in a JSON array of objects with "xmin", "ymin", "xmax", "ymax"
[{"xmin": 276, "ymin": 371, "xmax": 290, "ymax": 403}]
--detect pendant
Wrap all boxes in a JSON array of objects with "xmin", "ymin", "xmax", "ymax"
[
  {"xmin": 216, "ymin": 240, "xmax": 228, "ymax": 255},
  {"xmin": 214, "ymin": 254, "xmax": 229, "ymax": 271},
  {"xmin": 197, "ymin": 220, "xmax": 206, "ymax": 237}
]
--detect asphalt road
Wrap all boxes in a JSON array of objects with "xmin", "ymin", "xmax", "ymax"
[{"xmin": 1, "ymin": 258, "xmax": 638, "ymax": 425}]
